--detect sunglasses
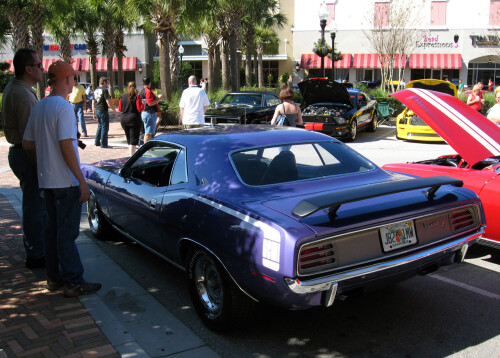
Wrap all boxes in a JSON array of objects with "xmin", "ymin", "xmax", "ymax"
[{"xmin": 28, "ymin": 62, "xmax": 43, "ymax": 69}]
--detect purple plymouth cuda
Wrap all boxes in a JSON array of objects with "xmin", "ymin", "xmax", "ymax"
[{"xmin": 81, "ymin": 125, "xmax": 485, "ymax": 331}]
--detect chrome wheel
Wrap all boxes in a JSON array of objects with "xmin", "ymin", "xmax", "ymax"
[
  {"xmin": 87, "ymin": 194, "xmax": 100, "ymax": 235},
  {"xmin": 193, "ymin": 253, "xmax": 223, "ymax": 317}
]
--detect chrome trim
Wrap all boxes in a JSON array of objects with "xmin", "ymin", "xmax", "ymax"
[
  {"xmin": 295, "ymin": 203, "xmax": 481, "ymax": 277},
  {"xmin": 286, "ymin": 227, "xmax": 484, "ymax": 295},
  {"xmin": 478, "ymin": 237, "xmax": 500, "ymax": 250}
]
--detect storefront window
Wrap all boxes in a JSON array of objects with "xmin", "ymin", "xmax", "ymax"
[
  {"xmin": 185, "ymin": 61, "xmax": 203, "ymax": 81},
  {"xmin": 263, "ymin": 60, "xmax": 279, "ymax": 86},
  {"xmin": 468, "ymin": 62, "xmax": 499, "ymax": 87}
]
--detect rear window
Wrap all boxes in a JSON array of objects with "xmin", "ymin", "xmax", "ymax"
[{"xmin": 231, "ymin": 142, "xmax": 375, "ymax": 185}]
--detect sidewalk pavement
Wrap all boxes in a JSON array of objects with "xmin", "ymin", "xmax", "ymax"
[{"xmin": 0, "ymin": 113, "xmax": 219, "ymax": 357}]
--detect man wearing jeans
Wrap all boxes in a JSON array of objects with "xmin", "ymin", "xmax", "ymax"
[
  {"xmin": 92, "ymin": 77, "xmax": 117, "ymax": 148},
  {"xmin": 23, "ymin": 61, "xmax": 101, "ymax": 297},
  {"xmin": 1, "ymin": 48, "xmax": 46, "ymax": 269},
  {"xmin": 69, "ymin": 77, "xmax": 88, "ymax": 136}
]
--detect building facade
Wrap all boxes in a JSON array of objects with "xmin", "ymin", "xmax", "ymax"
[{"xmin": 2, "ymin": 0, "xmax": 500, "ymax": 88}]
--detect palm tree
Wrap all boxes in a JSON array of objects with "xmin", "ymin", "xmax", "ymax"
[
  {"xmin": 75, "ymin": 0, "xmax": 101, "ymax": 90},
  {"xmin": 45, "ymin": 0, "xmax": 77, "ymax": 63},
  {"xmin": 241, "ymin": 0, "xmax": 285, "ymax": 87},
  {"xmin": 255, "ymin": 27, "xmax": 279, "ymax": 88},
  {"xmin": 128, "ymin": 0, "xmax": 184, "ymax": 101},
  {"xmin": 5, "ymin": 0, "xmax": 30, "ymax": 51},
  {"xmin": 29, "ymin": 0, "xmax": 46, "ymax": 98},
  {"xmin": 216, "ymin": 0, "xmax": 246, "ymax": 91}
]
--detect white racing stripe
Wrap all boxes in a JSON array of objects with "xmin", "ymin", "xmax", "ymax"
[
  {"xmin": 407, "ymin": 88, "xmax": 500, "ymax": 155},
  {"xmin": 429, "ymin": 274, "xmax": 500, "ymax": 300}
]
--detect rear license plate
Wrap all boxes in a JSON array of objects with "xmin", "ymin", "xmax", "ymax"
[{"xmin": 379, "ymin": 220, "xmax": 417, "ymax": 252}]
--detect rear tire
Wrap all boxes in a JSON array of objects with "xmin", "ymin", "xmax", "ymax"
[
  {"xmin": 367, "ymin": 114, "xmax": 377, "ymax": 132},
  {"xmin": 87, "ymin": 192, "xmax": 112, "ymax": 240},
  {"xmin": 187, "ymin": 248, "xmax": 254, "ymax": 331}
]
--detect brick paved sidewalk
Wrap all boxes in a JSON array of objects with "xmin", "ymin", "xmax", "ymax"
[{"xmin": 0, "ymin": 196, "xmax": 120, "ymax": 357}]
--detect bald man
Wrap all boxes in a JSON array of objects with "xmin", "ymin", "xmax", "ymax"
[{"xmin": 179, "ymin": 75, "xmax": 210, "ymax": 129}]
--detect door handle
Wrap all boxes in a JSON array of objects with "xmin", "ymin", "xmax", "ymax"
[{"xmin": 150, "ymin": 198, "xmax": 157, "ymax": 208}]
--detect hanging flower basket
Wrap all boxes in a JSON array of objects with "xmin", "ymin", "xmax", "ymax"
[
  {"xmin": 328, "ymin": 52, "xmax": 344, "ymax": 62},
  {"xmin": 312, "ymin": 39, "xmax": 331, "ymax": 57}
]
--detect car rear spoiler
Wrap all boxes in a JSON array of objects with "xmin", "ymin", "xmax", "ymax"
[{"xmin": 292, "ymin": 176, "xmax": 463, "ymax": 219}]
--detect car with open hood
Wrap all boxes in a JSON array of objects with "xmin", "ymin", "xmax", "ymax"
[
  {"xmin": 396, "ymin": 79, "xmax": 457, "ymax": 142},
  {"xmin": 204, "ymin": 91, "xmax": 280, "ymax": 125},
  {"xmin": 384, "ymin": 88, "xmax": 500, "ymax": 250},
  {"xmin": 299, "ymin": 78, "xmax": 377, "ymax": 141},
  {"xmin": 82, "ymin": 125, "xmax": 485, "ymax": 331}
]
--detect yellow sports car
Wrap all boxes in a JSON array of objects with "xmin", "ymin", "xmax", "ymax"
[{"xmin": 396, "ymin": 79, "xmax": 457, "ymax": 142}]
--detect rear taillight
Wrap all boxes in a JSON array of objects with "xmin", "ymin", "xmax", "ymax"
[
  {"xmin": 450, "ymin": 209, "xmax": 474, "ymax": 231},
  {"xmin": 299, "ymin": 243, "xmax": 336, "ymax": 272}
]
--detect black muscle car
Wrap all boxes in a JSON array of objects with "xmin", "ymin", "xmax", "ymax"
[{"xmin": 205, "ymin": 91, "xmax": 280, "ymax": 125}]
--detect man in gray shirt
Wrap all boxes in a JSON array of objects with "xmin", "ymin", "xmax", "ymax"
[{"xmin": 1, "ymin": 48, "xmax": 46, "ymax": 269}]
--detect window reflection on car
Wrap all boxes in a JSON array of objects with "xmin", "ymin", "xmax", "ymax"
[{"xmin": 232, "ymin": 141, "xmax": 375, "ymax": 185}]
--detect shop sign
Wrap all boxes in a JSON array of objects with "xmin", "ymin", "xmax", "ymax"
[
  {"xmin": 415, "ymin": 34, "xmax": 458, "ymax": 49},
  {"xmin": 470, "ymin": 35, "xmax": 500, "ymax": 47},
  {"xmin": 43, "ymin": 43, "xmax": 87, "ymax": 51}
]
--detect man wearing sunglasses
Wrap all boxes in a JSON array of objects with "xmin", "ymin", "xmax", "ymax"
[{"xmin": 1, "ymin": 48, "xmax": 46, "ymax": 269}]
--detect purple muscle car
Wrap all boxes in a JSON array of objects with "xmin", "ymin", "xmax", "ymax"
[{"xmin": 82, "ymin": 125, "xmax": 485, "ymax": 331}]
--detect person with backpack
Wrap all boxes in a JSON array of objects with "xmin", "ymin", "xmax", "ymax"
[{"xmin": 271, "ymin": 86, "xmax": 303, "ymax": 127}]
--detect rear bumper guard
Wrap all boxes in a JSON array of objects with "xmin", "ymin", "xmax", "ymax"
[{"xmin": 285, "ymin": 227, "xmax": 484, "ymax": 307}]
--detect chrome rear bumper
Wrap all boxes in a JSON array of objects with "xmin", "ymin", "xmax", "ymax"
[{"xmin": 285, "ymin": 227, "xmax": 485, "ymax": 306}]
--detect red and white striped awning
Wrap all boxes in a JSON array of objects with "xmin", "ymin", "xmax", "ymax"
[
  {"xmin": 300, "ymin": 53, "xmax": 352, "ymax": 69},
  {"xmin": 3, "ymin": 58, "xmax": 80, "ymax": 72},
  {"xmin": 81, "ymin": 57, "xmax": 137, "ymax": 72},
  {"xmin": 353, "ymin": 54, "xmax": 407, "ymax": 69},
  {"xmin": 409, "ymin": 54, "xmax": 462, "ymax": 69}
]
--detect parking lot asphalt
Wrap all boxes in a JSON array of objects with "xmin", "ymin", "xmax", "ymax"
[{"xmin": 0, "ymin": 113, "xmax": 219, "ymax": 357}]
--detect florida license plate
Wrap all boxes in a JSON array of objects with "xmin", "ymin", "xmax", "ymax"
[{"xmin": 379, "ymin": 220, "xmax": 417, "ymax": 252}]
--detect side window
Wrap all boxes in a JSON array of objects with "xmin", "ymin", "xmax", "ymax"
[
  {"xmin": 171, "ymin": 149, "xmax": 188, "ymax": 185},
  {"xmin": 128, "ymin": 145, "xmax": 180, "ymax": 186},
  {"xmin": 265, "ymin": 95, "xmax": 280, "ymax": 107}
]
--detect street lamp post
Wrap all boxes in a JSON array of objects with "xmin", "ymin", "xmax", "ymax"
[
  {"xmin": 318, "ymin": 1, "xmax": 329, "ymax": 78},
  {"xmin": 330, "ymin": 22, "xmax": 337, "ymax": 82},
  {"xmin": 179, "ymin": 44, "xmax": 184, "ymax": 88}
]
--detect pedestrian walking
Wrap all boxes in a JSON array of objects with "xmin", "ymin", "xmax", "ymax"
[
  {"xmin": 139, "ymin": 77, "xmax": 162, "ymax": 142},
  {"xmin": 22, "ymin": 60, "xmax": 102, "ymax": 297},
  {"xmin": 92, "ymin": 77, "xmax": 118, "ymax": 148},
  {"xmin": 179, "ymin": 75, "xmax": 209, "ymax": 129},
  {"xmin": 69, "ymin": 76, "xmax": 88, "ymax": 137},
  {"xmin": 1, "ymin": 48, "xmax": 46, "ymax": 269},
  {"xmin": 119, "ymin": 81, "xmax": 144, "ymax": 156}
]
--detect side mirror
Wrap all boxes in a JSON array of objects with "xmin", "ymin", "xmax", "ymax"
[
  {"xmin": 214, "ymin": 102, "xmax": 219, "ymax": 108},
  {"xmin": 119, "ymin": 167, "xmax": 132, "ymax": 179}
]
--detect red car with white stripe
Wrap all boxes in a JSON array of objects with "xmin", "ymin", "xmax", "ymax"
[{"xmin": 383, "ymin": 88, "xmax": 500, "ymax": 250}]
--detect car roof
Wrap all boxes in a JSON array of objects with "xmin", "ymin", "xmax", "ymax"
[
  {"xmin": 223, "ymin": 91, "xmax": 277, "ymax": 96},
  {"xmin": 153, "ymin": 125, "xmax": 335, "ymax": 149}
]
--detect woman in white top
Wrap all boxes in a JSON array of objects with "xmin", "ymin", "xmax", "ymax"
[{"xmin": 271, "ymin": 86, "xmax": 303, "ymax": 127}]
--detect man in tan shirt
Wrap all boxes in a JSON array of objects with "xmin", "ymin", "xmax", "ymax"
[{"xmin": 1, "ymin": 48, "xmax": 46, "ymax": 269}]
